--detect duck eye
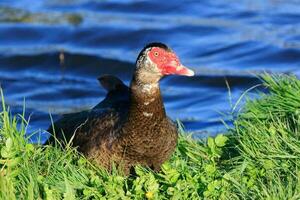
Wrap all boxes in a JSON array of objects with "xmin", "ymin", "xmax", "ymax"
[{"xmin": 154, "ymin": 52, "xmax": 159, "ymax": 57}]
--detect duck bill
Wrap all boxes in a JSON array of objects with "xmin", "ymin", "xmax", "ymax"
[
  {"xmin": 161, "ymin": 63, "xmax": 195, "ymax": 76},
  {"xmin": 175, "ymin": 65, "xmax": 195, "ymax": 76}
]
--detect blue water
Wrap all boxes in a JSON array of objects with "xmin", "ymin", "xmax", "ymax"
[{"xmin": 0, "ymin": 0, "xmax": 300, "ymax": 142}]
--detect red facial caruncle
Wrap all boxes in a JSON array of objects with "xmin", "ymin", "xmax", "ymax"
[{"xmin": 148, "ymin": 47, "xmax": 194, "ymax": 76}]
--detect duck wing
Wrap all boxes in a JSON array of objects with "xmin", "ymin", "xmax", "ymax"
[
  {"xmin": 46, "ymin": 108, "xmax": 123, "ymax": 147},
  {"xmin": 46, "ymin": 75, "xmax": 130, "ymax": 146},
  {"xmin": 93, "ymin": 75, "xmax": 130, "ymax": 109}
]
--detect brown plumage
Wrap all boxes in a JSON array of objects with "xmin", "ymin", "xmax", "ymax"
[{"xmin": 46, "ymin": 42, "xmax": 194, "ymax": 174}]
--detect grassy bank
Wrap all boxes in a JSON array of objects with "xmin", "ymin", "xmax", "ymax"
[{"xmin": 1, "ymin": 74, "xmax": 300, "ymax": 199}]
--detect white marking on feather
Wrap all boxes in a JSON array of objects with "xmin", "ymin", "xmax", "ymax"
[
  {"xmin": 144, "ymin": 98, "xmax": 155, "ymax": 105},
  {"xmin": 144, "ymin": 98, "xmax": 155, "ymax": 106},
  {"xmin": 141, "ymin": 83, "xmax": 157, "ymax": 93},
  {"xmin": 143, "ymin": 112, "xmax": 153, "ymax": 117}
]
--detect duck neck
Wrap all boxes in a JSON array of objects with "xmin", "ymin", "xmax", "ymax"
[{"xmin": 128, "ymin": 71, "xmax": 166, "ymax": 120}]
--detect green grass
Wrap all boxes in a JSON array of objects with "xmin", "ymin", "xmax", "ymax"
[{"xmin": 1, "ymin": 74, "xmax": 300, "ymax": 199}]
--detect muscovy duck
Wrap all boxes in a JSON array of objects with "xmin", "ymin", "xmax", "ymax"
[{"xmin": 47, "ymin": 42, "xmax": 194, "ymax": 174}]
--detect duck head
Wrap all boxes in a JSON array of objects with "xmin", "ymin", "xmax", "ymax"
[{"xmin": 134, "ymin": 42, "xmax": 194, "ymax": 84}]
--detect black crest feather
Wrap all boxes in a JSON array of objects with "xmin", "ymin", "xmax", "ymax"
[{"xmin": 136, "ymin": 42, "xmax": 171, "ymax": 64}]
